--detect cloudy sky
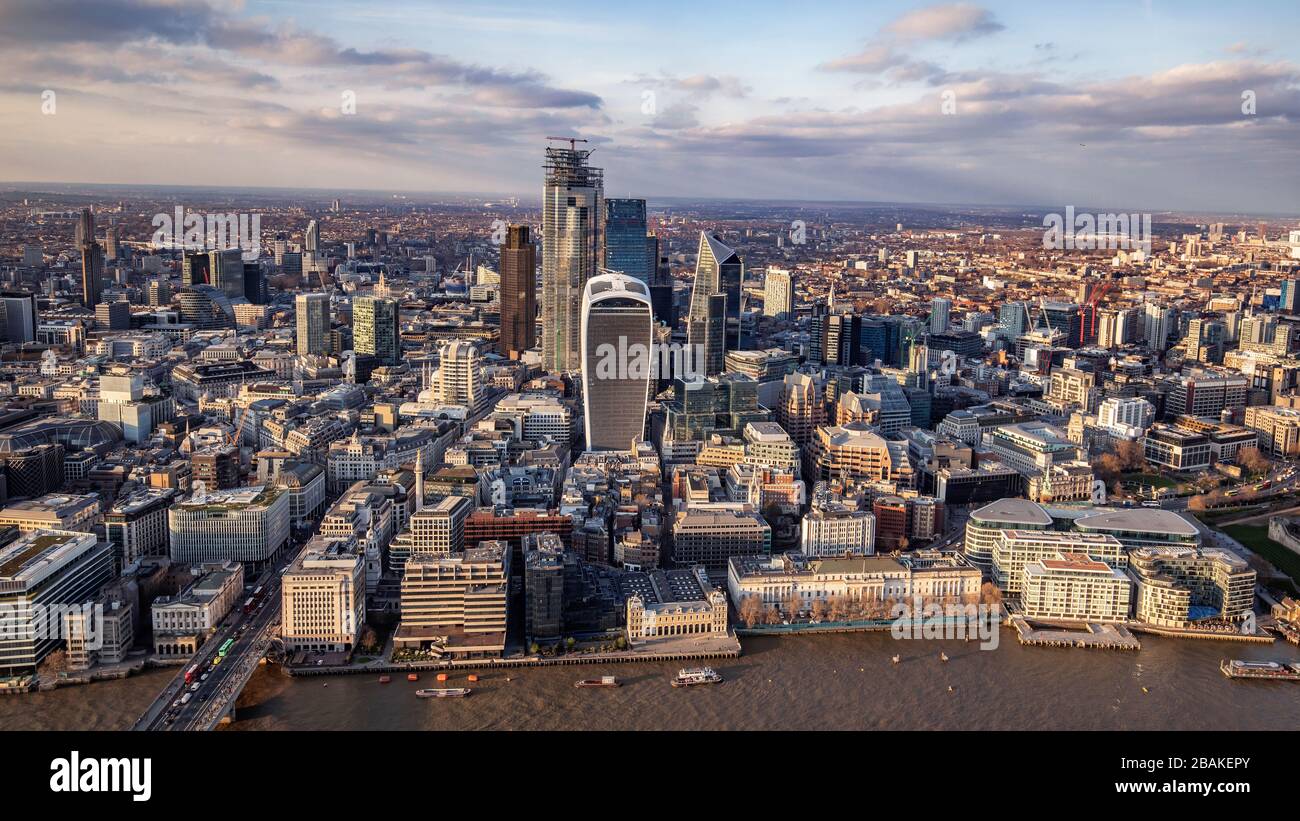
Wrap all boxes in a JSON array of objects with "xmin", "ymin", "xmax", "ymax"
[{"xmin": 1, "ymin": 0, "xmax": 1298, "ymax": 213}]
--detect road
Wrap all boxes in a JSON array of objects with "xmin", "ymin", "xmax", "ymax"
[{"xmin": 134, "ymin": 535, "xmax": 307, "ymax": 731}]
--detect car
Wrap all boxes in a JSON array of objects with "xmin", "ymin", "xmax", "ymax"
[{"xmin": 201, "ymin": 673, "xmax": 210, "ymax": 681}]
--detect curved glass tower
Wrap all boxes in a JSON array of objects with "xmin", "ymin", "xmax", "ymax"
[{"xmin": 581, "ymin": 272, "xmax": 654, "ymax": 452}]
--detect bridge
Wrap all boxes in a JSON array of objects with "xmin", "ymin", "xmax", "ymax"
[{"xmin": 133, "ymin": 540, "xmax": 303, "ymax": 732}]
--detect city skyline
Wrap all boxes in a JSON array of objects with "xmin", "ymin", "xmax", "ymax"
[{"xmin": 0, "ymin": 1, "xmax": 1298, "ymax": 212}]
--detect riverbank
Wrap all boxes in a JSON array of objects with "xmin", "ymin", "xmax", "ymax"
[{"xmin": 286, "ymin": 633, "xmax": 742, "ymax": 677}]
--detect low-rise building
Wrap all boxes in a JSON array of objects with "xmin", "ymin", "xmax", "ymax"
[
  {"xmin": 624, "ymin": 566, "xmax": 728, "ymax": 646},
  {"xmin": 1021, "ymin": 551, "xmax": 1133, "ymax": 623},
  {"xmin": 151, "ymin": 561, "xmax": 244, "ymax": 657}
]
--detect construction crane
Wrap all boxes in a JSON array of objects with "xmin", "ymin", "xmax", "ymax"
[
  {"xmin": 225, "ymin": 405, "xmax": 252, "ymax": 448},
  {"xmin": 1077, "ymin": 280, "xmax": 1116, "ymax": 341},
  {"xmin": 546, "ymin": 136, "xmax": 589, "ymax": 151}
]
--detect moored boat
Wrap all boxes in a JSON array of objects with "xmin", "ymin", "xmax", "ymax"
[
  {"xmin": 407, "ymin": 673, "xmax": 419, "ymax": 682},
  {"xmin": 671, "ymin": 667, "xmax": 722, "ymax": 687},
  {"xmin": 379, "ymin": 675, "xmax": 391, "ymax": 684},
  {"xmin": 416, "ymin": 687, "xmax": 471, "ymax": 698},
  {"xmin": 1220, "ymin": 659, "xmax": 1300, "ymax": 680},
  {"xmin": 575, "ymin": 675, "xmax": 620, "ymax": 688}
]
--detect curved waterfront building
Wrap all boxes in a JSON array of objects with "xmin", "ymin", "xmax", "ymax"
[
  {"xmin": 581, "ymin": 272, "xmax": 653, "ymax": 452},
  {"xmin": 964, "ymin": 497, "xmax": 1052, "ymax": 574}
]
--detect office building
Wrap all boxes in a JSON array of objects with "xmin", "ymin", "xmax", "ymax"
[
  {"xmin": 801, "ymin": 504, "xmax": 875, "ymax": 556},
  {"xmin": 0, "ymin": 529, "xmax": 114, "ymax": 674},
  {"xmin": 687, "ymin": 232, "xmax": 744, "ymax": 375},
  {"xmin": 1021, "ymin": 551, "xmax": 1133, "ymax": 623},
  {"xmin": 581, "ymin": 272, "xmax": 653, "ymax": 452},
  {"xmin": 625, "ymin": 566, "xmax": 728, "ymax": 646},
  {"xmin": 104, "ymin": 488, "xmax": 175, "ymax": 570},
  {"xmin": 671, "ymin": 509, "xmax": 771, "ymax": 571},
  {"xmin": 296, "ymin": 292, "xmax": 330, "ymax": 357},
  {"xmin": 168, "ymin": 485, "xmax": 290, "ymax": 570},
  {"xmin": 281, "ymin": 535, "xmax": 365, "ymax": 654},
  {"xmin": 604, "ymin": 198, "xmax": 651, "ymax": 282},
  {"xmin": 763, "ymin": 268, "xmax": 794, "ymax": 320},
  {"xmin": 151, "ymin": 561, "xmax": 244, "ymax": 656},
  {"xmin": 354, "ymin": 295, "xmax": 401, "ymax": 366},
  {"xmin": 394, "ymin": 541, "xmax": 510, "ymax": 656},
  {"xmin": 498, "ymin": 224, "xmax": 536, "ymax": 359},
  {"xmin": 542, "ymin": 142, "xmax": 603, "ymax": 372},
  {"xmin": 432, "ymin": 341, "xmax": 484, "ymax": 412}
]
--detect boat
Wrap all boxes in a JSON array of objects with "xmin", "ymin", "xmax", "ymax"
[
  {"xmin": 671, "ymin": 667, "xmax": 723, "ymax": 687},
  {"xmin": 891, "ymin": 655, "xmax": 900, "ymax": 664},
  {"xmin": 467, "ymin": 674, "xmax": 479, "ymax": 683},
  {"xmin": 1220, "ymin": 659, "xmax": 1300, "ymax": 680},
  {"xmin": 575, "ymin": 676, "xmax": 620, "ymax": 688},
  {"xmin": 939, "ymin": 652, "xmax": 950, "ymax": 662},
  {"xmin": 378, "ymin": 676, "xmax": 391, "ymax": 684},
  {"xmin": 406, "ymin": 673, "xmax": 419, "ymax": 682},
  {"xmin": 417, "ymin": 687, "xmax": 472, "ymax": 698},
  {"xmin": 436, "ymin": 673, "xmax": 448, "ymax": 682}
]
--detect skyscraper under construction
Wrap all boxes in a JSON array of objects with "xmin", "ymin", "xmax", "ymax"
[{"xmin": 542, "ymin": 140, "xmax": 603, "ymax": 372}]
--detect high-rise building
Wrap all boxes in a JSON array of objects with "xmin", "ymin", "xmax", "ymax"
[
  {"xmin": 687, "ymin": 232, "xmax": 744, "ymax": 374},
  {"xmin": 764, "ymin": 267, "xmax": 794, "ymax": 320},
  {"xmin": 0, "ymin": 291, "xmax": 39, "ymax": 343},
  {"xmin": 182, "ymin": 251, "xmax": 209, "ymax": 287},
  {"xmin": 581, "ymin": 272, "xmax": 653, "ymax": 452},
  {"xmin": 498, "ymin": 224, "xmax": 536, "ymax": 359},
  {"xmin": 777, "ymin": 373, "xmax": 826, "ymax": 446},
  {"xmin": 296, "ymin": 292, "xmax": 330, "ymax": 357},
  {"xmin": 433, "ymin": 341, "xmax": 484, "ymax": 412},
  {"xmin": 542, "ymin": 142, "xmax": 603, "ymax": 372},
  {"xmin": 1144, "ymin": 304, "xmax": 1175, "ymax": 351},
  {"xmin": 603, "ymin": 198, "xmax": 651, "ymax": 283},
  {"xmin": 354, "ymin": 295, "xmax": 400, "ymax": 366},
  {"xmin": 208, "ymin": 248, "xmax": 244, "ymax": 299},
  {"xmin": 77, "ymin": 207, "xmax": 103, "ymax": 310},
  {"xmin": 394, "ymin": 541, "xmax": 510, "ymax": 656},
  {"xmin": 305, "ymin": 219, "xmax": 321, "ymax": 253},
  {"xmin": 243, "ymin": 262, "xmax": 267, "ymax": 304},
  {"xmin": 930, "ymin": 297, "xmax": 951, "ymax": 334}
]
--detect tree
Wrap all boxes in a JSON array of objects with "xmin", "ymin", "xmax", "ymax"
[
  {"xmin": 1238, "ymin": 446, "xmax": 1271, "ymax": 476},
  {"xmin": 810, "ymin": 598, "xmax": 829, "ymax": 621},
  {"xmin": 828, "ymin": 595, "xmax": 848, "ymax": 621},
  {"xmin": 739, "ymin": 595, "xmax": 764, "ymax": 628},
  {"xmin": 782, "ymin": 592, "xmax": 802, "ymax": 618},
  {"xmin": 1094, "ymin": 453, "xmax": 1123, "ymax": 483},
  {"xmin": 763, "ymin": 604, "xmax": 781, "ymax": 625},
  {"xmin": 979, "ymin": 582, "xmax": 1003, "ymax": 606},
  {"xmin": 1116, "ymin": 439, "xmax": 1146, "ymax": 471}
]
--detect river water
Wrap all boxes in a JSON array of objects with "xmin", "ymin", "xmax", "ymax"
[{"xmin": 8, "ymin": 632, "xmax": 1294, "ymax": 731}]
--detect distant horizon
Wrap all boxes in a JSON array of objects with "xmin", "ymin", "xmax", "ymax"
[{"xmin": 3, "ymin": 180, "xmax": 1297, "ymax": 223}]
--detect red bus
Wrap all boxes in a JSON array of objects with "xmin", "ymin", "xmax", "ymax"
[
  {"xmin": 243, "ymin": 597, "xmax": 256, "ymax": 614},
  {"xmin": 184, "ymin": 664, "xmax": 200, "ymax": 684}
]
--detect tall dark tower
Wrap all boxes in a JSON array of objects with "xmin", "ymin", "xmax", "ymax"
[
  {"xmin": 76, "ymin": 208, "xmax": 102, "ymax": 308},
  {"xmin": 499, "ymin": 224, "xmax": 537, "ymax": 359}
]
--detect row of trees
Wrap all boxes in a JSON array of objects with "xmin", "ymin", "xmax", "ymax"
[{"xmin": 737, "ymin": 586, "xmax": 1001, "ymax": 628}]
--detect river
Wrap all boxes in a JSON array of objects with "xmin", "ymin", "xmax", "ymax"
[{"xmin": 7, "ymin": 632, "xmax": 1295, "ymax": 731}]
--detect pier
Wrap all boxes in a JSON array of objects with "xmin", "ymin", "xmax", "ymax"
[{"xmin": 1011, "ymin": 616, "xmax": 1141, "ymax": 650}]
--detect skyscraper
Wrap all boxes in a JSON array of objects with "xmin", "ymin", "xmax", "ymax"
[
  {"xmin": 208, "ymin": 248, "xmax": 245, "ymax": 299},
  {"xmin": 76, "ymin": 208, "xmax": 102, "ymax": 309},
  {"xmin": 581, "ymin": 272, "xmax": 654, "ymax": 452},
  {"xmin": 687, "ymin": 231, "xmax": 743, "ymax": 375},
  {"xmin": 603, "ymin": 198, "xmax": 650, "ymax": 283},
  {"xmin": 296, "ymin": 292, "xmax": 330, "ymax": 357},
  {"xmin": 499, "ymin": 224, "xmax": 536, "ymax": 359},
  {"xmin": 354, "ymin": 295, "xmax": 400, "ymax": 366},
  {"xmin": 542, "ymin": 141, "xmax": 603, "ymax": 372},
  {"xmin": 434, "ymin": 341, "xmax": 484, "ymax": 412},
  {"xmin": 930, "ymin": 297, "xmax": 951, "ymax": 334},
  {"xmin": 182, "ymin": 252, "xmax": 209, "ymax": 287},
  {"xmin": 764, "ymin": 268, "xmax": 793, "ymax": 320},
  {"xmin": 305, "ymin": 219, "xmax": 321, "ymax": 253}
]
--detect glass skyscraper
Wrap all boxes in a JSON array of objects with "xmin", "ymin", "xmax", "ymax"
[
  {"xmin": 581, "ymin": 272, "xmax": 653, "ymax": 452},
  {"xmin": 603, "ymin": 198, "xmax": 650, "ymax": 283},
  {"xmin": 354, "ymin": 295, "xmax": 400, "ymax": 366},
  {"xmin": 687, "ymin": 231, "xmax": 744, "ymax": 375},
  {"xmin": 542, "ymin": 142, "xmax": 603, "ymax": 373}
]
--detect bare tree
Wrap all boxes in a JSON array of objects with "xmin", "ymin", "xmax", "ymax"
[
  {"xmin": 810, "ymin": 598, "xmax": 829, "ymax": 621},
  {"xmin": 739, "ymin": 595, "xmax": 764, "ymax": 628}
]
